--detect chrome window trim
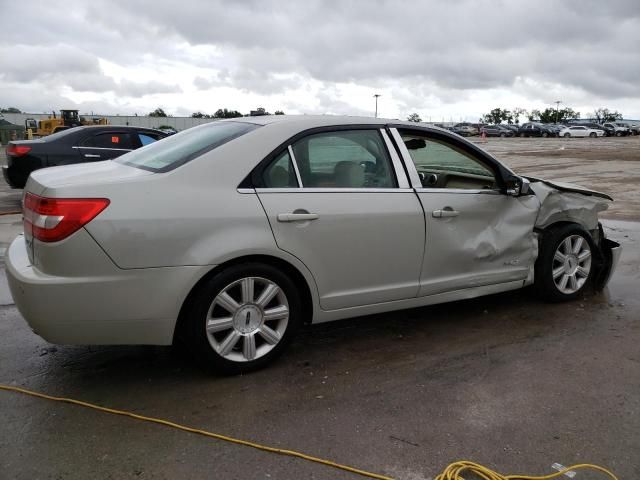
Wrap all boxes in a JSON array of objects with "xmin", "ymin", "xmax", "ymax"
[
  {"xmin": 414, "ymin": 188, "xmax": 502, "ymax": 195},
  {"xmin": 255, "ymin": 187, "xmax": 415, "ymax": 194},
  {"xmin": 287, "ymin": 145, "xmax": 304, "ymax": 188},
  {"xmin": 72, "ymin": 146, "xmax": 133, "ymax": 152},
  {"xmin": 379, "ymin": 128, "xmax": 409, "ymax": 188},
  {"xmin": 237, "ymin": 188, "xmax": 256, "ymax": 194},
  {"xmin": 388, "ymin": 128, "xmax": 422, "ymax": 188}
]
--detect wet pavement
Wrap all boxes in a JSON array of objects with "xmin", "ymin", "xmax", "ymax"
[{"xmin": 0, "ymin": 219, "xmax": 638, "ymax": 479}]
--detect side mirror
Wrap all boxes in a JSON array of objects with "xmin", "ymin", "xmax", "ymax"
[{"xmin": 504, "ymin": 176, "xmax": 530, "ymax": 196}]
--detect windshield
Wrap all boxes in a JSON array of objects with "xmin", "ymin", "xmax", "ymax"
[{"xmin": 116, "ymin": 121, "xmax": 259, "ymax": 172}]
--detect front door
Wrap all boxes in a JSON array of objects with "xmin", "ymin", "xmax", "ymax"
[
  {"xmin": 391, "ymin": 128, "xmax": 540, "ymax": 297},
  {"xmin": 257, "ymin": 128, "xmax": 425, "ymax": 310}
]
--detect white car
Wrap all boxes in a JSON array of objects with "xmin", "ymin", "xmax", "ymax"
[
  {"xmin": 558, "ymin": 125, "xmax": 605, "ymax": 138},
  {"xmin": 5, "ymin": 116, "xmax": 621, "ymax": 373}
]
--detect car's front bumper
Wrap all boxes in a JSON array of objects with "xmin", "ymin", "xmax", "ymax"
[
  {"xmin": 4, "ymin": 235, "xmax": 210, "ymax": 345},
  {"xmin": 594, "ymin": 237, "xmax": 622, "ymax": 290}
]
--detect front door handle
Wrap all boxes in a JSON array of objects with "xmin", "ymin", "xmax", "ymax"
[
  {"xmin": 432, "ymin": 209, "xmax": 459, "ymax": 218},
  {"xmin": 277, "ymin": 213, "xmax": 319, "ymax": 222},
  {"xmin": 84, "ymin": 154, "xmax": 101, "ymax": 158}
]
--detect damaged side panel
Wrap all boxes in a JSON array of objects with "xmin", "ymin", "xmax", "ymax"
[{"xmin": 416, "ymin": 191, "xmax": 540, "ymax": 296}]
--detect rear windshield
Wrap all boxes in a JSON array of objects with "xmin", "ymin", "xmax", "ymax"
[{"xmin": 115, "ymin": 121, "xmax": 259, "ymax": 172}]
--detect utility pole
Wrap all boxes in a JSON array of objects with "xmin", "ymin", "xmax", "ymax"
[
  {"xmin": 373, "ymin": 94, "xmax": 381, "ymax": 118},
  {"xmin": 555, "ymin": 100, "xmax": 562, "ymax": 124}
]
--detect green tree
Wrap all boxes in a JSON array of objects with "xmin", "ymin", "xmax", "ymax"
[
  {"xmin": 274, "ymin": 110, "xmax": 285, "ymax": 115},
  {"xmin": 191, "ymin": 111, "xmax": 205, "ymax": 118},
  {"xmin": 593, "ymin": 108, "xmax": 623, "ymax": 123},
  {"xmin": 0, "ymin": 107, "xmax": 21, "ymax": 113},
  {"xmin": 482, "ymin": 108, "xmax": 511, "ymax": 125},
  {"xmin": 214, "ymin": 108, "xmax": 243, "ymax": 119},
  {"xmin": 148, "ymin": 107, "xmax": 167, "ymax": 117},
  {"xmin": 511, "ymin": 107, "xmax": 527, "ymax": 125},
  {"xmin": 406, "ymin": 113, "xmax": 422, "ymax": 122}
]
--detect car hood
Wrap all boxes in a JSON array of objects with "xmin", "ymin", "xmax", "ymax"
[{"xmin": 525, "ymin": 176, "xmax": 613, "ymax": 201}]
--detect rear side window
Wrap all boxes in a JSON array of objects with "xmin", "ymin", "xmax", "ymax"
[
  {"xmin": 138, "ymin": 133, "xmax": 158, "ymax": 146},
  {"xmin": 116, "ymin": 122, "xmax": 258, "ymax": 172},
  {"xmin": 82, "ymin": 132, "xmax": 135, "ymax": 149}
]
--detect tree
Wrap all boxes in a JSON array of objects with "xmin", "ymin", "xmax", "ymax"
[
  {"xmin": 593, "ymin": 108, "xmax": 623, "ymax": 123},
  {"xmin": 511, "ymin": 107, "xmax": 527, "ymax": 125},
  {"xmin": 274, "ymin": 110, "xmax": 285, "ymax": 115},
  {"xmin": 213, "ymin": 108, "xmax": 243, "ymax": 119},
  {"xmin": 529, "ymin": 107, "xmax": 580, "ymax": 123},
  {"xmin": 481, "ymin": 108, "xmax": 511, "ymax": 125},
  {"xmin": 406, "ymin": 113, "xmax": 422, "ymax": 122},
  {"xmin": 191, "ymin": 111, "xmax": 206, "ymax": 118},
  {"xmin": 148, "ymin": 107, "xmax": 167, "ymax": 117},
  {"xmin": 0, "ymin": 107, "xmax": 21, "ymax": 113}
]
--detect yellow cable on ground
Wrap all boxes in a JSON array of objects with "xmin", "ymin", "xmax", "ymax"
[{"xmin": 0, "ymin": 384, "xmax": 619, "ymax": 480}]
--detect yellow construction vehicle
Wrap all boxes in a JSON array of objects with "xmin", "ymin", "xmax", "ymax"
[{"xmin": 25, "ymin": 110, "xmax": 109, "ymax": 138}]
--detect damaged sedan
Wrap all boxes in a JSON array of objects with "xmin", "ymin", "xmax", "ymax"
[{"xmin": 5, "ymin": 116, "xmax": 621, "ymax": 373}]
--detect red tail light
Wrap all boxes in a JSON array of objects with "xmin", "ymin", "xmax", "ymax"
[
  {"xmin": 23, "ymin": 193, "xmax": 110, "ymax": 242},
  {"xmin": 7, "ymin": 144, "xmax": 32, "ymax": 157}
]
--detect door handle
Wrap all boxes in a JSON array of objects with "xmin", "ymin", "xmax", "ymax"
[
  {"xmin": 277, "ymin": 213, "xmax": 319, "ymax": 222},
  {"xmin": 84, "ymin": 154, "xmax": 101, "ymax": 158},
  {"xmin": 432, "ymin": 209, "xmax": 459, "ymax": 218}
]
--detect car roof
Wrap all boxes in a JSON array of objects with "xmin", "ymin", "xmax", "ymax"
[
  {"xmin": 221, "ymin": 114, "xmax": 433, "ymax": 129},
  {"xmin": 77, "ymin": 125, "xmax": 166, "ymax": 133}
]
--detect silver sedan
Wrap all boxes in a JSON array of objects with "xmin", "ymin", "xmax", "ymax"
[{"xmin": 5, "ymin": 116, "xmax": 621, "ymax": 373}]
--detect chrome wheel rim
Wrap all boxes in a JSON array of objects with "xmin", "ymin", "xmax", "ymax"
[
  {"xmin": 552, "ymin": 235, "xmax": 592, "ymax": 294},
  {"xmin": 205, "ymin": 277, "xmax": 289, "ymax": 362}
]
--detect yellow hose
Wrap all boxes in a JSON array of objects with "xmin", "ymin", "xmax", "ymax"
[{"xmin": 0, "ymin": 384, "xmax": 619, "ymax": 480}]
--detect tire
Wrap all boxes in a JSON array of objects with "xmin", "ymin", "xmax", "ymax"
[
  {"xmin": 500, "ymin": 132, "xmax": 506, "ymax": 137},
  {"xmin": 615, "ymin": 131, "xmax": 622, "ymax": 136},
  {"xmin": 520, "ymin": 132, "xmax": 526, "ymax": 137},
  {"xmin": 534, "ymin": 224, "xmax": 595, "ymax": 302},
  {"xmin": 542, "ymin": 132, "xmax": 548, "ymax": 138},
  {"xmin": 589, "ymin": 132, "xmax": 597, "ymax": 138},
  {"xmin": 564, "ymin": 133, "xmax": 570, "ymax": 138},
  {"xmin": 183, "ymin": 263, "xmax": 303, "ymax": 374}
]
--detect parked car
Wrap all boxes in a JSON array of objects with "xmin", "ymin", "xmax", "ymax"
[
  {"xmin": 558, "ymin": 125, "xmax": 605, "ymax": 138},
  {"xmin": 602, "ymin": 122, "xmax": 630, "ymax": 137},
  {"xmin": 518, "ymin": 123, "xmax": 557, "ymax": 137},
  {"xmin": 5, "ymin": 116, "xmax": 621, "ymax": 373},
  {"xmin": 481, "ymin": 125, "xmax": 515, "ymax": 137},
  {"xmin": 452, "ymin": 123, "xmax": 479, "ymax": 136},
  {"xmin": 3, "ymin": 126, "xmax": 168, "ymax": 188}
]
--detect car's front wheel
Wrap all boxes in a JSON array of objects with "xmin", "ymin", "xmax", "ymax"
[
  {"xmin": 589, "ymin": 132, "xmax": 597, "ymax": 138},
  {"xmin": 184, "ymin": 263, "xmax": 302, "ymax": 374},
  {"xmin": 564, "ymin": 132, "xmax": 571, "ymax": 138},
  {"xmin": 534, "ymin": 224, "xmax": 595, "ymax": 302}
]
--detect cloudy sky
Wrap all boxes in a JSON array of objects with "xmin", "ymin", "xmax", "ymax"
[{"xmin": 1, "ymin": 0, "xmax": 639, "ymax": 121}]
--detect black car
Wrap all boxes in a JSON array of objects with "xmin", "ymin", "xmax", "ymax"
[
  {"xmin": 480, "ymin": 125, "xmax": 515, "ymax": 137},
  {"xmin": 517, "ymin": 123, "xmax": 557, "ymax": 137},
  {"xmin": 3, "ymin": 126, "xmax": 167, "ymax": 188}
]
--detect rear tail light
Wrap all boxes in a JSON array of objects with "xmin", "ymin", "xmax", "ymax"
[
  {"xmin": 7, "ymin": 144, "xmax": 32, "ymax": 157},
  {"xmin": 23, "ymin": 193, "xmax": 110, "ymax": 242}
]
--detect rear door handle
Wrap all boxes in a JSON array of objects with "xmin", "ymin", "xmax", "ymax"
[
  {"xmin": 277, "ymin": 213, "xmax": 319, "ymax": 222},
  {"xmin": 84, "ymin": 154, "xmax": 101, "ymax": 158},
  {"xmin": 432, "ymin": 209, "xmax": 459, "ymax": 218}
]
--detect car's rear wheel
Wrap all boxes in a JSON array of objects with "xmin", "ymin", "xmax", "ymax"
[
  {"xmin": 534, "ymin": 224, "xmax": 595, "ymax": 302},
  {"xmin": 542, "ymin": 132, "xmax": 548, "ymax": 138},
  {"xmin": 615, "ymin": 131, "xmax": 622, "ymax": 136},
  {"xmin": 500, "ymin": 132, "xmax": 506, "ymax": 137},
  {"xmin": 184, "ymin": 263, "xmax": 302, "ymax": 374},
  {"xmin": 589, "ymin": 132, "xmax": 597, "ymax": 138},
  {"xmin": 564, "ymin": 133, "xmax": 571, "ymax": 138}
]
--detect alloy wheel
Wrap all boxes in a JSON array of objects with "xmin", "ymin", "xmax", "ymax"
[
  {"xmin": 205, "ymin": 277, "xmax": 289, "ymax": 362},
  {"xmin": 552, "ymin": 235, "xmax": 592, "ymax": 294}
]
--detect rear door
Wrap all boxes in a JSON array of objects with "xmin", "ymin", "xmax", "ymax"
[
  {"xmin": 74, "ymin": 130, "xmax": 135, "ymax": 162},
  {"xmin": 256, "ymin": 128, "xmax": 426, "ymax": 310}
]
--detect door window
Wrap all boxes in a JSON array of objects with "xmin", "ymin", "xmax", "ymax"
[
  {"xmin": 291, "ymin": 130, "xmax": 396, "ymax": 188},
  {"xmin": 400, "ymin": 132, "xmax": 496, "ymax": 190},
  {"xmin": 138, "ymin": 133, "xmax": 159, "ymax": 146},
  {"xmin": 262, "ymin": 150, "xmax": 299, "ymax": 188},
  {"xmin": 82, "ymin": 132, "xmax": 134, "ymax": 149}
]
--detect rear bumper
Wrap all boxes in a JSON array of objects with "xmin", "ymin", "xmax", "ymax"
[
  {"xmin": 2, "ymin": 165, "xmax": 26, "ymax": 189},
  {"xmin": 4, "ymin": 235, "xmax": 210, "ymax": 345}
]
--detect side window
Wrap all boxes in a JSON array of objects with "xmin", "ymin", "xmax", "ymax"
[
  {"xmin": 291, "ymin": 130, "xmax": 396, "ymax": 188},
  {"xmin": 138, "ymin": 133, "xmax": 158, "ymax": 146},
  {"xmin": 400, "ymin": 132, "xmax": 496, "ymax": 190},
  {"xmin": 81, "ymin": 132, "xmax": 134, "ymax": 149},
  {"xmin": 263, "ymin": 150, "xmax": 299, "ymax": 188}
]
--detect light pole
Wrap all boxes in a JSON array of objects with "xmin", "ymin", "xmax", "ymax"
[
  {"xmin": 554, "ymin": 100, "xmax": 562, "ymax": 124},
  {"xmin": 373, "ymin": 94, "xmax": 381, "ymax": 118}
]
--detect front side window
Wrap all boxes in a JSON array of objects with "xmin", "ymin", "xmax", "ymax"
[
  {"xmin": 291, "ymin": 130, "xmax": 396, "ymax": 188},
  {"xmin": 116, "ymin": 121, "xmax": 258, "ymax": 172},
  {"xmin": 400, "ymin": 131, "xmax": 496, "ymax": 190}
]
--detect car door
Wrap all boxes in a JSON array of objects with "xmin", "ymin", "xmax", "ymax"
[
  {"xmin": 390, "ymin": 127, "xmax": 540, "ymax": 297},
  {"xmin": 74, "ymin": 130, "xmax": 136, "ymax": 162},
  {"xmin": 256, "ymin": 128, "xmax": 426, "ymax": 310}
]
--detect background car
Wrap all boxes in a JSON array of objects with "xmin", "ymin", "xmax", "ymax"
[
  {"xmin": 5, "ymin": 115, "xmax": 620, "ymax": 374},
  {"xmin": 451, "ymin": 123, "xmax": 479, "ymax": 136},
  {"xmin": 481, "ymin": 125, "xmax": 515, "ymax": 137},
  {"xmin": 558, "ymin": 125, "xmax": 605, "ymax": 138},
  {"xmin": 3, "ymin": 125, "xmax": 167, "ymax": 188},
  {"xmin": 517, "ymin": 122, "xmax": 557, "ymax": 137},
  {"xmin": 602, "ymin": 122, "xmax": 630, "ymax": 136}
]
